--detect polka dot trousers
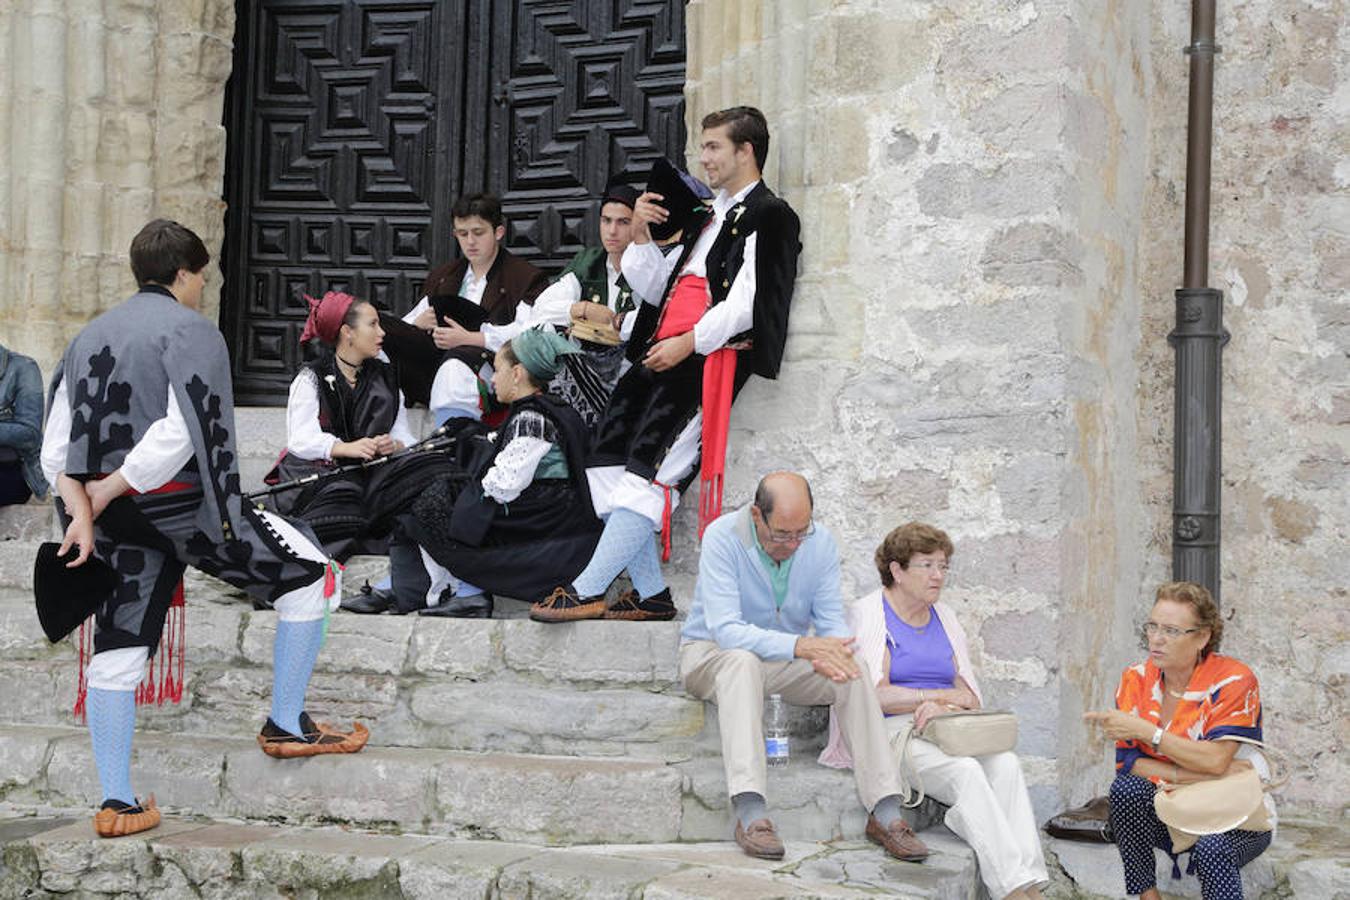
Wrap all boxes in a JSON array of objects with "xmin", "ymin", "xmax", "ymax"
[{"xmin": 1109, "ymin": 773, "xmax": 1272, "ymax": 900}]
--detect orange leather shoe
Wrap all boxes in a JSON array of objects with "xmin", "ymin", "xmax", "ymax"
[
  {"xmin": 258, "ymin": 718, "xmax": 369, "ymax": 758},
  {"xmin": 93, "ymin": 795, "xmax": 161, "ymax": 838}
]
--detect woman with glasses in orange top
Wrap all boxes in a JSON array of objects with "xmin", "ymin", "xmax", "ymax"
[{"xmin": 1085, "ymin": 581, "xmax": 1274, "ymax": 900}]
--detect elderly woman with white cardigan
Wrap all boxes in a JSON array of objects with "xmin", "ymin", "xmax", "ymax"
[{"xmin": 819, "ymin": 522, "xmax": 1048, "ymax": 900}]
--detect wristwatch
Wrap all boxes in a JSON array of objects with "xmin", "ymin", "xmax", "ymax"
[{"xmin": 1150, "ymin": 726, "xmax": 1165, "ymax": 752}]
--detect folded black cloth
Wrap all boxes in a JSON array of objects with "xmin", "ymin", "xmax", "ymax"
[
  {"xmin": 1043, "ymin": 796, "xmax": 1114, "ymax": 843},
  {"xmin": 33, "ymin": 541, "xmax": 118, "ymax": 642}
]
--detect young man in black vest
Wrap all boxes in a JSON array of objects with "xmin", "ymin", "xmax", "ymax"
[
  {"xmin": 532, "ymin": 106, "xmax": 802, "ymax": 623},
  {"xmin": 41, "ymin": 220, "xmax": 368, "ymax": 838},
  {"xmin": 386, "ymin": 193, "xmax": 548, "ymax": 420}
]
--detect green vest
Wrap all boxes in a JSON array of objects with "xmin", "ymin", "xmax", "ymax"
[{"xmin": 559, "ymin": 247, "xmax": 635, "ymax": 316}]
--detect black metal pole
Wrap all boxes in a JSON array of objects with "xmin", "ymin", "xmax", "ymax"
[{"xmin": 1169, "ymin": 0, "xmax": 1228, "ymax": 603}]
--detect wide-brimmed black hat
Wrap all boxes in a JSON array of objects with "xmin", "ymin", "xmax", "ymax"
[
  {"xmin": 646, "ymin": 157, "xmax": 713, "ymax": 242},
  {"xmin": 33, "ymin": 542, "xmax": 117, "ymax": 643}
]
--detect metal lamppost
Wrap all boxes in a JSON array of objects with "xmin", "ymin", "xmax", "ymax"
[{"xmin": 1169, "ymin": 0, "xmax": 1228, "ymax": 603}]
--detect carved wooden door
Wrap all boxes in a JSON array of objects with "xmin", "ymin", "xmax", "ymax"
[
  {"xmin": 467, "ymin": 0, "xmax": 687, "ymax": 271},
  {"xmin": 223, "ymin": 0, "xmax": 686, "ymax": 403}
]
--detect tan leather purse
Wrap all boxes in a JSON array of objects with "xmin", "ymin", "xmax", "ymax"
[
  {"xmin": 920, "ymin": 709, "xmax": 1018, "ymax": 757},
  {"xmin": 894, "ymin": 709, "xmax": 1019, "ymax": 807}
]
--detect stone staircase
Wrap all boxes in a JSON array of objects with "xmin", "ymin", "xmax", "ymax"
[{"xmin": 0, "ymin": 496, "xmax": 988, "ymax": 897}]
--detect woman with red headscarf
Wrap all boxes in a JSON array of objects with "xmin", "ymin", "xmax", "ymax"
[{"xmin": 267, "ymin": 292, "xmax": 452, "ymax": 570}]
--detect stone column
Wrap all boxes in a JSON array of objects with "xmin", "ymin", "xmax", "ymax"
[
  {"xmin": 0, "ymin": 0, "xmax": 234, "ymax": 378},
  {"xmin": 683, "ymin": 0, "xmax": 1154, "ymax": 815}
]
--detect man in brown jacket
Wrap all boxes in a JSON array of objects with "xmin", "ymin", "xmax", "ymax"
[{"xmin": 385, "ymin": 193, "xmax": 548, "ymax": 417}]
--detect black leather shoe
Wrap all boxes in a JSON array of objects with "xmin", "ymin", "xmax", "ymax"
[
  {"xmin": 340, "ymin": 582, "xmax": 397, "ymax": 615},
  {"xmin": 419, "ymin": 591, "xmax": 494, "ymax": 618}
]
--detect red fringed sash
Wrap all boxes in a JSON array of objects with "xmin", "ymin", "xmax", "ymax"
[
  {"xmin": 697, "ymin": 347, "xmax": 738, "ymax": 538},
  {"xmin": 73, "ymin": 479, "xmax": 194, "ymax": 722}
]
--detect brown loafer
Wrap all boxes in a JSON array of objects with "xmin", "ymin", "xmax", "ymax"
[
  {"xmin": 604, "ymin": 587, "xmax": 677, "ymax": 621},
  {"xmin": 258, "ymin": 718, "xmax": 370, "ymax": 758},
  {"xmin": 530, "ymin": 585, "xmax": 606, "ymax": 623},
  {"xmin": 866, "ymin": 814, "xmax": 930, "ymax": 861},
  {"xmin": 93, "ymin": 795, "xmax": 161, "ymax": 838},
  {"xmin": 735, "ymin": 818, "xmax": 786, "ymax": 860}
]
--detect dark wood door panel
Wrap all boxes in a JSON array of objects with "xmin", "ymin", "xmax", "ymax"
[
  {"xmin": 224, "ymin": 0, "xmax": 685, "ymax": 404},
  {"xmin": 479, "ymin": 0, "xmax": 687, "ymax": 271}
]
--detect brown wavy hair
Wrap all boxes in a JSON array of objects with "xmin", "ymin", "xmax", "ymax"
[
  {"xmin": 1155, "ymin": 581, "xmax": 1224, "ymax": 657},
  {"xmin": 875, "ymin": 522, "xmax": 954, "ymax": 587}
]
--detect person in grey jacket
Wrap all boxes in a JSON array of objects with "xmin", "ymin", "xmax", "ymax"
[{"xmin": 0, "ymin": 342, "xmax": 49, "ymax": 504}]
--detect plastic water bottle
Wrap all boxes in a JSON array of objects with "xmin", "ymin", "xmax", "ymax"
[{"xmin": 765, "ymin": 694, "xmax": 789, "ymax": 767}]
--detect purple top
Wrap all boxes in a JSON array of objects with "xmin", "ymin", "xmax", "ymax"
[{"xmin": 883, "ymin": 600, "xmax": 956, "ymax": 690}]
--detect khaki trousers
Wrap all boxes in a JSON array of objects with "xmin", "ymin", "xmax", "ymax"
[{"xmin": 680, "ymin": 640, "xmax": 904, "ymax": 811}]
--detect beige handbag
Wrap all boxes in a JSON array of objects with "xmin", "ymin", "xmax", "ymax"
[
  {"xmin": 921, "ymin": 709, "xmax": 1018, "ymax": 757},
  {"xmin": 894, "ymin": 709, "xmax": 1019, "ymax": 807},
  {"xmin": 1154, "ymin": 758, "xmax": 1278, "ymax": 852}
]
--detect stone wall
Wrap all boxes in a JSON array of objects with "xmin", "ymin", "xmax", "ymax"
[
  {"xmin": 1131, "ymin": 1, "xmax": 1349, "ymax": 808},
  {"xmin": 683, "ymin": 0, "xmax": 1345, "ymax": 816},
  {"xmin": 682, "ymin": 0, "xmax": 1161, "ymax": 817},
  {"xmin": 0, "ymin": 0, "xmax": 235, "ymax": 379}
]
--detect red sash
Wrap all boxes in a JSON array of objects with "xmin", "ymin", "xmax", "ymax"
[
  {"xmin": 654, "ymin": 275, "xmax": 709, "ymax": 341},
  {"xmin": 646, "ymin": 272, "xmax": 739, "ymax": 543},
  {"xmin": 697, "ymin": 348, "xmax": 737, "ymax": 538}
]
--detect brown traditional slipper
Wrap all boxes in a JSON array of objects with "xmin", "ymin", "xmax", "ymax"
[
  {"xmin": 93, "ymin": 795, "xmax": 161, "ymax": 838},
  {"xmin": 530, "ymin": 585, "xmax": 606, "ymax": 623},
  {"xmin": 258, "ymin": 717, "xmax": 369, "ymax": 758},
  {"xmin": 604, "ymin": 587, "xmax": 677, "ymax": 621}
]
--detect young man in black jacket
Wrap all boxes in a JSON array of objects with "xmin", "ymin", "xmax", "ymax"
[{"xmin": 533, "ymin": 106, "xmax": 802, "ymax": 623}]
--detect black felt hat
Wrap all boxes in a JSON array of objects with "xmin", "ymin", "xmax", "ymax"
[
  {"xmin": 646, "ymin": 157, "xmax": 713, "ymax": 242},
  {"xmin": 33, "ymin": 542, "xmax": 117, "ymax": 643},
  {"xmin": 600, "ymin": 182, "xmax": 640, "ymax": 211}
]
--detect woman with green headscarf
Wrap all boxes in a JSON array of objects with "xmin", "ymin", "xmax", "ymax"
[{"xmin": 403, "ymin": 327, "xmax": 603, "ymax": 616}]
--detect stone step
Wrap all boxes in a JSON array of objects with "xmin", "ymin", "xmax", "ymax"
[
  {"xmin": 0, "ymin": 815, "xmax": 981, "ymax": 899},
  {"xmin": 0, "ymin": 725, "xmax": 684, "ymax": 845},
  {"xmin": 0, "ymin": 724, "xmax": 947, "ymax": 846},
  {"xmin": 0, "ymin": 502, "xmax": 54, "ymax": 542},
  {"xmin": 0, "ymin": 591, "xmax": 830, "ymax": 761},
  {"xmin": 1045, "ymin": 820, "xmax": 1350, "ymax": 899}
]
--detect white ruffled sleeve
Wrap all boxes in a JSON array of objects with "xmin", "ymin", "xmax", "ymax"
[
  {"xmin": 285, "ymin": 371, "xmax": 338, "ymax": 460},
  {"xmin": 480, "ymin": 435, "xmax": 552, "ymax": 503}
]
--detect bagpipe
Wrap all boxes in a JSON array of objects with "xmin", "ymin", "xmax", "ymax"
[{"xmin": 242, "ymin": 421, "xmax": 475, "ymax": 508}]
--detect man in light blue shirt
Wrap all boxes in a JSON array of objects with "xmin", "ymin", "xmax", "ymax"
[{"xmin": 680, "ymin": 471, "xmax": 929, "ymax": 862}]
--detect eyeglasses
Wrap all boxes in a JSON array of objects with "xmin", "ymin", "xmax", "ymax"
[
  {"xmin": 764, "ymin": 521, "xmax": 815, "ymax": 544},
  {"xmin": 909, "ymin": 560, "xmax": 951, "ymax": 576},
  {"xmin": 1142, "ymin": 622, "xmax": 1203, "ymax": 641}
]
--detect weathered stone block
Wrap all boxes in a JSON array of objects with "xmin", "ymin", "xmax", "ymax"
[
  {"xmin": 409, "ymin": 682, "xmax": 703, "ymax": 754},
  {"xmin": 223, "ymin": 746, "xmax": 436, "ymax": 829},
  {"xmin": 956, "ymin": 533, "xmax": 1061, "ymax": 596},
  {"xmin": 980, "ymin": 223, "xmax": 1084, "ymax": 288},
  {"xmin": 498, "ymin": 850, "xmax": 684, "ymax": 900},
  {"xmin": 407, "ymin": 618, "xmax": 499, "ymax": 677},
  {"xmin": 808, "ymin": 14, "xmax": 928, "ymax": 99},
  {"xmin": 916, "ymin": 161, "xmax": 1071, "ymax": 221},
  {"xmin": 45, "ymin": 732, "xmax": 226, "ymax": 812},
  {"xmin": 500, "ymin": 619, "xmax": 681, "ymax": 686},
  {"xmin": 399, "ymin": 839, "xmax": 539, "ymax": 900},
  {"xmin": 0, "ymin": 727, "xmax": 61, "ymax": 796},
  {"xmin": 434, "ymin": 754, "xmax": 683, "ymax": 844}
]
